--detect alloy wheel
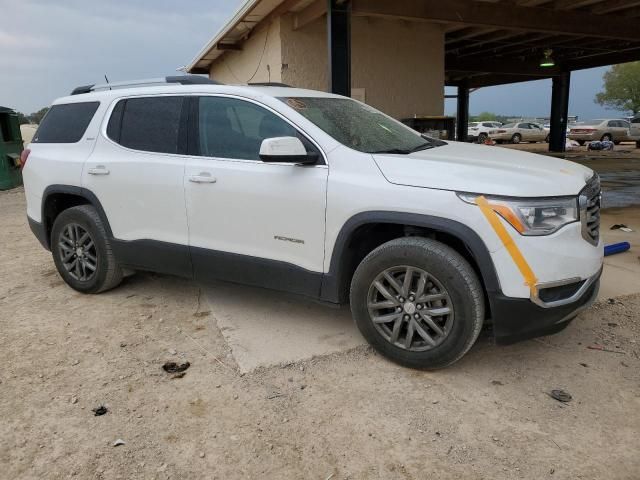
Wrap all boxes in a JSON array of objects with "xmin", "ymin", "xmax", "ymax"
[
  {"xmin": 367, "ymin": 266, "xmax": 454, "ymax": 351},
  {"xmin": 58, "ymin": 223, "xmax": 98, "ymax": 281}
]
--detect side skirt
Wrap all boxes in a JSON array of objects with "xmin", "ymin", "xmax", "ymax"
[{"xmin": 191, "ymin": 246, "xmax": 323, "ymax": 299}]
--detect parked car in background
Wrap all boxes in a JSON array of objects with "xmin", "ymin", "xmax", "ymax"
[
  {"xmin": 467, "ymin": 121, "xmax": 502, "ymax": 143},
  {"xmin": 568, "ymin": 119, "xmax": 630, "ymax": 145},
  {"xmin": 489, "ymin": 122, "xmax": 547, "ymax": 144},
  {"xmin": 629, "ymin": 115, "xmax": 640, "ymax": 148}
]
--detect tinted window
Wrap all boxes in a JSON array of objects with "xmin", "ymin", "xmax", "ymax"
[
  {"xmin": 33, "ymin": 102, "xmax": 99, "ymax": 143},
  {"xmin": 198, "ymin": 96, "xmax": 311, "ymax": 160},
  {"xmin": 632, "ymin": 117, "xmax": 640, "ymax": 124},
  {"xmin": 518, "ymin": 123, "xmax": 531, "ymax": 129},
  {"xmin": 110, "ymin": 97, "xmax": 184, "ymax": 154}
]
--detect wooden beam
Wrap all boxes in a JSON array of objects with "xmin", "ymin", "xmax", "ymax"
[
  {"xmin": 591, "ymin": 0, "xmax": 640, "ymax": 14},
  {"xmin": 293, "ymin": 0, "xmax": 326, "ymax": 30},
  {"xmin": 217, "ymin": 43, "xmax": 242, "ymax": 51},
  {"xmin": 351, "ymin": 0, "xmax": 640, "ymax": 41},
  {"xmin": 446, "ymin": 57, "xmax": 562, "ymax": 76}
]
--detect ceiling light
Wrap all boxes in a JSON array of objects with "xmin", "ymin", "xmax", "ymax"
[{"xmin": 540, "ymin": 49, "xmax": 555, "ymax": 68}]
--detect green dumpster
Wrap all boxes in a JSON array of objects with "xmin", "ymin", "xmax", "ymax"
[{"xmin": 0, "ymin": 106, "xmax": 24, "ymax": 190}]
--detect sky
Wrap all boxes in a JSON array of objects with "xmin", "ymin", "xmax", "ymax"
[{"xmin": 0, "ymin": 0, "xmax": 629, "ymax": 119}]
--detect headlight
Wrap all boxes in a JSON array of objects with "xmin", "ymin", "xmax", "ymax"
[{"xmin": 457, "ymin": 193, "xmax": 579, "ymax": 236}]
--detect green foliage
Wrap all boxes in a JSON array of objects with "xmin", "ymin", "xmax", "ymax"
[
  {"xmin": 16, "ymin": 112, "xmax": 30, "ymax": 125},
  {"xmin": 29, "ymin": 107, "xmax": 49, "ymax": 125},
  {"xmin": 474, "ymin": 111, "xmax": 498, "ymax": 121},
  {"xmin": 595, "ymin": 62, "xmax": 640, "ymax": 115}
]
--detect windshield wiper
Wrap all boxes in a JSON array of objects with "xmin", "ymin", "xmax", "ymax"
[{"xmin": 371, "ymin": 143, "xmax": 434, "ymax": 155}]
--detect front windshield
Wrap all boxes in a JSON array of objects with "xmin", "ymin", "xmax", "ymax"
[{"xmin": 279, "ymin": 97, "xmax": 446, "ymax": 154}]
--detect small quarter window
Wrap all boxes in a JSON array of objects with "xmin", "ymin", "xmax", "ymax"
[{"xmin": 33, "ymin": 102, "xmax": 100, "ymax": 143}]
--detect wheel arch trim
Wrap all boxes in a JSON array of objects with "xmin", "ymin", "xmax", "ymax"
[
  {"xmin": 41, "ymin": 185, "xmax": 113, "ymax": 248},
  {"xmin": 321, "ymin": 211, "xmax": 501, "ymax": 303}
]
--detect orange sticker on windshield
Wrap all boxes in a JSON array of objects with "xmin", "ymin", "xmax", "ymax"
[{"xmin": 287, "ymin": 98, "xmax": 307, "ymax": 110}]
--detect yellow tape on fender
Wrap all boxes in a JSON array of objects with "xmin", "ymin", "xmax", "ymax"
[{"xmin": 476, "ymin": 195, "xmax": 538, "ymax": 295}]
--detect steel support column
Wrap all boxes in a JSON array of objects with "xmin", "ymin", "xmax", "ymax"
[
  {"xmin": 456, "ymin": 82, "xmax": 470, "ymax": 142},
  {"xmin": 549, "ymin": 72, "xmax": 571, "ymax": 153},
  {"xmin": 327, "ymin": 0, "xmax": 351, "ymax": 97}
]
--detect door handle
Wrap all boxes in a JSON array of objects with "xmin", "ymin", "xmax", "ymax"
[
  {"xmin": 88, "ymin": 166, "xmax": 110, "ymax": 175},
  {"xmin": 189, "ymin": 173, "xmax": 217, "ymax": 184}
]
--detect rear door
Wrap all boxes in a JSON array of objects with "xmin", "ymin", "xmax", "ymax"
[
  {"xmin": 83, "ymin": 95, "xmax": 191, "ymax": 276},
  {"xmin": 183, "ymin": 95, "xmax": 328, "ymax": 296}
]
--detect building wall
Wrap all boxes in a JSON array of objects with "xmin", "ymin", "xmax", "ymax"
[
  {"xmin": 209, "ymin": 12, "xmax": 445, "ymax": 119},
  {"xmin": 209, "ymin": 19, "xmax": 282, "ymax": 84}
]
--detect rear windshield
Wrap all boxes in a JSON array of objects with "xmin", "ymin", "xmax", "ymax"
[{"xmin": 33, "ymin": 102, "xmax": 100, "ymax": 143}]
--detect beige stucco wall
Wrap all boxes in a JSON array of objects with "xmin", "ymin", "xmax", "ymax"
[
  {"xmin": 209, "ymin": 12, "xmax": 445, "ymax": 119},
  {"xmin": 209, "ymin": 19, "xmax": 282, "ymax": 84}
]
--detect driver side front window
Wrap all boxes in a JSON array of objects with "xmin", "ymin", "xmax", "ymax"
[{"xmin": 197, "ymin": 96, "xmax": 307, "ymax": 160}]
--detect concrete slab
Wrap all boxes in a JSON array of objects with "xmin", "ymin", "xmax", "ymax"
[
  {"xmin": 203, "ymin": 281, "xmax": 365, "ymax": 373},
  {"xmin": 600, "ymin": 208, "xmax": 640, "ymax": 300}
]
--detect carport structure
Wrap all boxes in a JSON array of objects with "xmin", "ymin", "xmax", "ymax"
[{"xmin": 187, "ymin": 0, "xmax": 640, "ymax": 152}]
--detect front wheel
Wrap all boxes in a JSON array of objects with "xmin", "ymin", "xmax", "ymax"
[
  {"xmin": 511, "ymin": 133, "xmax": 522, "ymax": 144},
  {"xmin": 601, "ymin": 133, "xmax": 612, "ymax": 142},
  {"xmin": 350, "ymin": 237, "xmax": 484, "ymax": 369},
  {"xmin": 478, "ymin": 133, "xmax": 488, "ymax": 144},
  {"xmin": 51, "ymin": 205, "xmax": 123, "ymax": 294}
]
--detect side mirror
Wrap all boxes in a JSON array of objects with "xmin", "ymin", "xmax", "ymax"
[{"xmin": 259, "ymin": 137, "xmax": 318, "ymax": 165}]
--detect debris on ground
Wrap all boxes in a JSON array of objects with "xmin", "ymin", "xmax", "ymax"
[
  {"xmin": 610, "ymin": 224, "xmax": 634, "ymax": 232},
  {"xmin": 587, "ymin": 344, "xmax": 626, "ymax": 354},
  {"xmin": 579, "ymin": 363, "xmax": 589, "ymax": 368},
  {"xmin": 162, "ymin": 361, "xmax": 191, "ymax": 374},
  {"xmin": 92, "ymin": 405, "xmax": 108, "ymax": 416},
  {"xmin": 548, "ymin": 389, "xmax": 572, "ymax": 403},
  {"xmin": 604, "ymin": 242, "xmax": 631, "ymax": 256},
  {"xmin": 491, "ymin": 380, "xmax": 504, "ymax": 386},
  {"xmin": 193, "ymin": 311, "xmax": 211, "ymax": 318},
  {"xmin": 113, "ymin": 439, "xmax": 126, "ymax": 447},
  {"xmin": 170, "ymin": 372, "xmax": 187, "ymax": 380}
]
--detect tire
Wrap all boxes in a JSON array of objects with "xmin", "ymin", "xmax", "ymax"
[
  {"xmin": 601, "ymin": 133, "xmax": 612, "ymax": 142},
  {"xmin": 51, "ymin": 205, "xmax": 123, "ymax": 294},
  {"xmin": 636, "ymin": 141, "xmax": 640, "ymax": 149},
  {"xmin": 545, "ymin": 135, "xmax": 550, "ymax": 143},
  {"xmin": 478, "ymin": 133, "xmax": 488, "ymax": 144},
  {"xmin": 578, "ymin": 140, "xmax": 585, "ymax": 146},
  {"xmin": 350, "ymin": 237, "xmax": 485, "ymax": 369},
  {"xmin": 511, "ymin": 133, "xmax": 522, "ymax": 144}
]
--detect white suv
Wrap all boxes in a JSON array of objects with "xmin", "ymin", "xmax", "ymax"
[{"xmin": 22, "ymin": 76, "xmax": 604, "ymax": 369}]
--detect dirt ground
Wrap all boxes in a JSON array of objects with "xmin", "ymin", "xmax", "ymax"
[{"xmin": 1, "ymin": 186, "xmax": 640, "ymax": 480}]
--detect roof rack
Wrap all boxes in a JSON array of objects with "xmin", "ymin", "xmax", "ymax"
[
  {"xmin": 247, "ymin": 82, "xmax": 292, "ymax": 87},
  {"xmin": 70, "ymin": 75, "xmax": 222, "ymax": 95}
]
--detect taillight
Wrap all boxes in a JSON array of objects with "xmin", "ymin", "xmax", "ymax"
[{"xmin": 20, "ymin": 149, "xmax": 31, "ymax": 170}]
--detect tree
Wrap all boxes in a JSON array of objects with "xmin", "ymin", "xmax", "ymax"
[
  {"xmin": 16, "ymin": 112, "xmax": 30, "ymax": 125},
  {"xmin": 595, "ymin": 62, "xmax": 640, "ymax": 115},
  {"xmin": 29, "ymin": 107, "xmax": 49, "ymax": 125},
  {"xmin": 474, "ymin": 111, "xmax": 498, "ymax": 121}
]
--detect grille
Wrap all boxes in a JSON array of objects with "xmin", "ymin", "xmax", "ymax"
[{"xmin": 580, "ymin": 175, "xmax": 601, "ymax": 246}]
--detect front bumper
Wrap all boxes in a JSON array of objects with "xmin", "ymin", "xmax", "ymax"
[{"xmin": 489, "ymin": 269, "xmax": 601, "ymax": 345}]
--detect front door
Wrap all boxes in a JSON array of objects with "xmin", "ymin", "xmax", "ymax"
[{"xmin": 184, "ymin": 95, "xmax": 328, "ymax": 297}]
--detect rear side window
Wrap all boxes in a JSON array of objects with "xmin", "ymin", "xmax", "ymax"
[
  {"xmin": 33, "ymin": 102, "xmax": 100, "ymax": 143},
  {"xmin": 107, "ymin": 97, "xmax": 184, "ymax": 154}
]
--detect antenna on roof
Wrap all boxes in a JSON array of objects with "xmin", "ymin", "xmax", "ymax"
[{"xmin": 104, "ymin": 74, "xmax": 111, "ymax": 90}]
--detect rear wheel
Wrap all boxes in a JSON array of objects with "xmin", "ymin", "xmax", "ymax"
[
  {"xmin": 511, "ymin": 133, "xmax": 522, "ymax": 144},
  {"xmin": 350, "ymin": 237, "xmax": 484, "ymax": 369},
  {"xmin": 51, "ymin": 205, "xmax": 123, "ymax": 294}
]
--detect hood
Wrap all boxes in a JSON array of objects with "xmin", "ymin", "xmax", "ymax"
[{"xmin": 373, "ymin": 141, "xmax": 593, "ymax": 197}]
